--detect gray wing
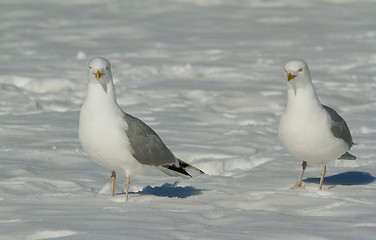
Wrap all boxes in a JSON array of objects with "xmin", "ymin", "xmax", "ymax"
[
  {"xmin": 322, "ymin": 105, "xmax": 353, "ymax": 148},
  {"xmin": 122, "ymin": 112, "xmax": 177, "ymax": 166}
]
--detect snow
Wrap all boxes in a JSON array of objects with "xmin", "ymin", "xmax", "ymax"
[{"xmin": 1, "ymin": 0, "xmax": 376, "ymax": 239}]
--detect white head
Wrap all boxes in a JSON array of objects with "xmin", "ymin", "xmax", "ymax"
[
  {"xmin": 88, "ymin": 57, "xmax": 113, "ymax": 92},
  {"xmin": 283, "ymin": 59, "xmax": 312, "ymax": 95}
]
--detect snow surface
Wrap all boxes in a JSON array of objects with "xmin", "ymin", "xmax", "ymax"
[{"xmin": 1, "ymin": 0, "xmax": 376, "ymax": 239}]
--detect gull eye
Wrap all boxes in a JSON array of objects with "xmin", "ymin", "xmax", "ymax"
[
  {"xmin": 89, "ymin": 66, "xmax": 92, "ymax": 70},
  {"xmin": 106, "ymin": 66, "xmax": 109, "ymax": 70},
  {"xmin": 299, "ymin": 68, "xmax": 303, "ymax": 72},
  {"xmin": 284, "ymin": 69, "xmax": 287, "ymax": 73}
]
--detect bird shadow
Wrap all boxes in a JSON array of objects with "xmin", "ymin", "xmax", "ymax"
[
  {"xmin": 304, "ymin": 171, "xmax": 376, "ymax": 186},
  {"xmin": 132, "ymin": 181, "xmax": 203, "ymax": 199}
]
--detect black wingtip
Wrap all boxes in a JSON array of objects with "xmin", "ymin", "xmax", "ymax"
[
  {"xmin": 177, "ymin": 159, "xmax": 205, "ymax": 174},
  {"xmin": 162, "ymin": 164, "xmax": 192, "ymax": 178}
]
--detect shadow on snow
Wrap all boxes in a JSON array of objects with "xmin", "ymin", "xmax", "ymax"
[
  {"xmin": 132, "ymin": 181, "xmax": 203, "ymax": 198},
  {"xmin": 304, "ymin": 171, "xmax": 376, "ymax": 186}
]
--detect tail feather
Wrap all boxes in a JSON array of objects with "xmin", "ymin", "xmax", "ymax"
[
  {"xmin": 159, "ymin": 164, "xmax": 192, "ymax": 179},
  {"xmin": 177, "ymin": 159, "xmax": 205, "ymax": 174},
  {"xmin": 159, "ymin": 159, "xmax": 205, "ymax": 179},
  {"xmin": 339, "ymin": 152, "xmax": 356, "ymax": 160}
]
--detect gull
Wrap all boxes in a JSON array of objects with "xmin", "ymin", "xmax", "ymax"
[
  {"xmin": 278, "ymin": 59, "xmax": 355, "ymax": 190},
  {"xmin": 79, "ymin": 57, "xmax": 204, "ymax": 201}
]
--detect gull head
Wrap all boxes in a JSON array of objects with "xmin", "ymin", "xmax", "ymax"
[
  {"xmin": 88, "ymin": 57, "xmax": 113, "ymax": 92},
  {"xmin": 283, "ymin": 59, "xmax": 311, "ymax": 95}
]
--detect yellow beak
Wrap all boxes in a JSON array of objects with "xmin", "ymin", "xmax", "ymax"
[
  {"xmin": 286, "ymin": 72, "xmax": 296, "ymax": 81},
  {"xmin": 93, "ymin": 69, "xmax": 104, "ymax": 79}
]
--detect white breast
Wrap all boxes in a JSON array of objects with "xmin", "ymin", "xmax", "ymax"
[
  {"xmin": 279, "ymin": 90, "xmax": 349, "ymax": 164},
  {"xmin": 79, "ymin": 84, "xmax": 149, "ymax": 176}
]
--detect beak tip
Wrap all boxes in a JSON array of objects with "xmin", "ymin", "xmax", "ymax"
[
  {"xmin": 93, "ymin": 70, "xmax": 104, "ymax": 79},
  {"xmin": 286, "ymin": 72, "xmax": 296, "ymax": 81}
]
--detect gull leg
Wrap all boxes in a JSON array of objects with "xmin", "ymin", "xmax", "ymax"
[
  {"xmin": 125, "ymin": 176, "xmax": 130, "ymax": 202},
  {"xmin": 319, "ymin": 165, "xmax": 326, "ymax": 190},
  {"xmin": 111, "ymin": 171, "xmax": 116, "ymax": 197},
  {"xmin": 291, "ymin": 161, "xmax": 307, "ymax": 189}
]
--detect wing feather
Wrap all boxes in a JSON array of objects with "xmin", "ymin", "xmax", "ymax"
[
  {"xmin": 122, "ymin": 113, "xmax": 177, "ymax": 166},
  {"xmin": 322, "ymin": 105, "xmax": 353, "ymax": 148}
]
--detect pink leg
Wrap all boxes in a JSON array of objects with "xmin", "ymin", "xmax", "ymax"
[
  {"xmin": 125, "ymin": 176, "xmax": 130, "ymax": 202},
  {"xmin": 291, "ymin": 161, "xmax": 307, "ymax": 189},
  {"xmin": 319, "ymin": 165, "xmax": 326, "ymax": 190},
  {"xmin": 111, "ymin": 171, "xmax": 116, "ymax": 197}
]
